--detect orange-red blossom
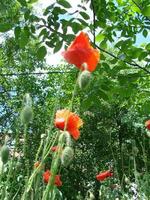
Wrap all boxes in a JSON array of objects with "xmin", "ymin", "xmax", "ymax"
[
  {"xmin": 62, "ymin": 32, "xmax": 100, "ymax": 72},
  {"xmin": 54, "ymin": 109, "xmax": 83, "ymax": 140},
  {"xmin": 43, "ymin": 170, "xmax": 62, "ymax": 186},
  {"xmin": 96, "ymin": 170, "xmax": 113, "ymax": 181},
  {"xmin": 145, "ymin": 120, "xmax": 150, "ymax": 130}
]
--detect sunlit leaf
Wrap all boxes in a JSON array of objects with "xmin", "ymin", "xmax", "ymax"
[{"xmin": 37, "ymin": 46, "xmax": 47, "ymax": 60}]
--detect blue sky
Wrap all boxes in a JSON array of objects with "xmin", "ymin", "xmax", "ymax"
[{"xmin": 136, "ymin": 33, "xmax": 150, "ymax": 46}]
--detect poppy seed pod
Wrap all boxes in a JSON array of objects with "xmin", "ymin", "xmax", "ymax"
[
  {"xmin": 78, "ymin": 70, "xmax": 91, "ymax": 89},
  {"xmin": 20, "ymin": 105, "xmax": 33, "ymax": 125},
  {"xmin": 1, "ymin": 145, "xmax": 9, "ymax": 164},
  {"xmin": 61, "ymin": 146, "xmax": 74, "ymax": 167}
]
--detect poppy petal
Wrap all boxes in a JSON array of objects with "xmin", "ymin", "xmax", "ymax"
[
  {"xmin": 55, "ymin": 118, "xmax": 65, "ymax": 130},
  {"xmin": 62, "ymin": 32, "xmax": 100, "ymax": 72},
  {"xmin": 69, "ymin": 129, "xmax": 80, "ymax": 140}
]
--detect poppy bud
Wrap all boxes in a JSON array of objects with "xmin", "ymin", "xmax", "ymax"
[
  {"xmin": 78, "ymin": 70, "xmax": 91, "ymax": 89},
  {"xmin": 89, "ymin": 191, "xmax": 95, "ymax": 200},
  {"xmin": 58, "ymin": 132, "xmax": 65, "ymax": 143},
  {"xmin": 81, "ymin": 62, "xmax": 88, "ymax": 70},
  {"xmin": 0, "ymin": 145, "xmax": 9, "ymax": 164},
  {"xmin": 23, "ymin": 93, "xmax": 32, "ymax": 107},
  {"xmin": 147, "ymin": 131, "xmax": 150, "ymax": 137},
  {"xmin": 61, "ymin": 146, "xmax": 74, "ymax": 167},
  {"xmin": 132, "ymin": 146, "xmax": 139, "ymax": 156},
  {"xmin": 124, "ymin": 177, "xmax": 130, "ymax": 184},
  {"xmin": 20, "ymin": 105, "xmax": 33, "ymax": 124},
  {"xmin": 64, "ymin": 131, "xmax": 72, "ymax": 147},
  {"xmin": 0, "ymin": 158, "xmax": 3, "ymax": 174}
]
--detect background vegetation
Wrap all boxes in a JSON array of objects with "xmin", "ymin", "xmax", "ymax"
[{"xmin": 0, "ymin": 0, "xmax": 150, "ymax": 199}]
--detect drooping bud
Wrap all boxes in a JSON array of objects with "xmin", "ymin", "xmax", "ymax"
[
  {"xmin": 20, "ymin": 105, "xmax": 33, "ymax": 124},
  {"xmin": 78, "ymin": 70, "xmax": 91, "ymax": 89},
  {"xmin": 0, "ymin": 145, "xmax": 9, "ymax": 164},
  {"xmin": 61, "ymin": 146, "xmax": 74, "ymax": 167}
]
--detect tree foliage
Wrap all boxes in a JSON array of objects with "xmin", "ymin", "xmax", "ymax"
[{"xmin": 0, "ymin": 0, "xmax": 150, "ymax": 199}]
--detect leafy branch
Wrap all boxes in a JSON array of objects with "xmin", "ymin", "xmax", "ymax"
[{"xmin": 94, "ymin": 44, "xmax": 150, "ymax": 75}]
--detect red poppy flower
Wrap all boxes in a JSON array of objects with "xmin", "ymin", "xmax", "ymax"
[
  {"xmin": 96, "ymin": 170, "xmax": 113, "ymax": 181},
  {"xmin": 54, "ymin": 109, "xmax": 83, "ymax": 140},
  {"xmin": 62, "ymin": 32, "xmax": 100, "ymax": 72},
  {"xmin": 145, "ymin": 120, "xmax": 150, "ymax": 130},
  {"xmin": 50, "ymin": 146, "xmax": 59, "ymax": 152},
  {"xmin": 43, "ymin": 170, "xmax": 62, "ymax": 186}
]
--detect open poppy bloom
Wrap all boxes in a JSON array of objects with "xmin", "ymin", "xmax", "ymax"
[
  {"xmin": 145, "ymin": 120, "xmax": 150, "ymax": 130},
  {"xmin": 43, "ymin": 170, "xmax": 62, "ymax": 186},
  {"xmin": 96, "ymin": 170, "xmax": 113, "ymax": 181},
  {"xmin": 62, "ymin": 32, "xmax": 100, "ymax": 72},
  {"xmin": 54, "ymin": 109, "xmax": 83, "ymax": 140}
]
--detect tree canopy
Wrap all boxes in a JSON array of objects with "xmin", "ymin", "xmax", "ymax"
[{"xmin": 0, "ymin": 0, "xmax": 150, "ymax": 199}]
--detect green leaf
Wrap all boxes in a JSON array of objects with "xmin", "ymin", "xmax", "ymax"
[
  {"xmin": 53, "ymin": 40, "xmax": 63, "ymax": 53},
  {"xmin": 117, "ymin": 0, "xmax": 124, "ymax": 5},
  {"xmin": 39, "ymin": 28, "xmax": 49, "ymax": 38},
  {"xmin": 79, "ymin": 11, "xmax": 90, "ymax": 20},
  {"xmin": 98, "ymin": 89, "xmax": 109, "ymax": 101},
  {"xmin": 0, "ymin": 23, "xmax": 12, "ymax": 32},
  {"xmin": 143, "ymin": 29, "xmax": 148, "ymax": 38},
  {"xmin": 27, "ymin": 0, "xmax": 38, "ymax": 3},
  {"xmin": 146, "ymin": 43, "xmax": 150, "ymax": 51},
  {"xmin": 14, "ymin": 27, "xmax": 21, "ymax": 40},
  {"xmin": 100, "ymin": 40, "xmax": 107, "ymax": 49},
  {"xmin": 57, "ymin": 0, "xmax": 71, "ymax": 8},
  {"xmin": 37, "ymin": 46, "xmax": 47, "ymax": 60},
  {"xmin": 44, "ymin": 4, "xmax": 55, "ymax": 16},
  {"xmin": 24, "ymin": 9, "xmax": 31, "ymax": 21},
  {"xmin": 142, "ymin": 4, "xmax": 150, "ymax": 17},
  {"xmin": 17, "ymin": 0, "xmax": 27, "ymax": 6},
  {"xmin": 71, "ymin": 22, "xmax": 83, "ymax": 34},
  {"xmin": 77, "ymin": 18, "xmax": 88, "ymax": 26},
  {"xmin": 96, "ymin": 34, "xmax": 105, "ymax": 42},
  {"xmin": 18, "ymin": 29, "xmax": 29, "ymax": 48}
]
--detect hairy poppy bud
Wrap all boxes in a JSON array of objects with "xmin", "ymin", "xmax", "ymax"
[
  {"xmin": 61, "ymin": 146, "xmax": 74, "ymax": 167},
  {"xmin": 58, "ymin": 132, "xmax": 65, "ymax": 143},
  {"xmin": 0, "ymin": 158, "xmax": 3, "ymax": 174},
  {"xmin": 124, "ymin": 177, "xmax": 130, "ymax": 184},
  {"xmin": 78, "ymin": 70, "xmax": 91, "ymax": 89},
  {"xmin": 1, "ymin": 145, "xmax": 9, "ymax": 164},
  {"xmin": 147, "ymin": 131, "xmax": 150, "ymax": 137},
  {"xmin": 20, "ymin": 105, "xmax": 33, "ymax": 124},
  {"xmin": 64, "ymin": 131, "xmax": 72, "ymax": 147},
  {"xmin": 23, "ymin": 93, "xmax": 32, "ymax": 107},
  {"xmin": 132, "ymin": 146, "xmax": 139, "ymax": 156}
]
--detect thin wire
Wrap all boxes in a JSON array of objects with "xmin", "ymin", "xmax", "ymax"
[{"xmin": 0, "ymin": 70, "xmax": 75, "ymax": 77}]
